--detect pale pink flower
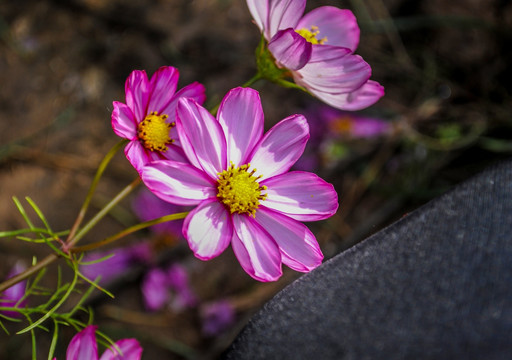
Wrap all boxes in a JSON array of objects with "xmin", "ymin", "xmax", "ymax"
[
  {"xmin": 111, "ymin": 66, "xmax": 206, "ymax": 172},
  {"xmin": 247, "ymin": 0, "xmax": 384, "ymax": 110},
  {"xmin": 141, "ymin": 87, "xmax": 338, "ymax": 281},
  {"xmin": 65, "ymin": 325, "xmax": 142, "ymax": 360}
]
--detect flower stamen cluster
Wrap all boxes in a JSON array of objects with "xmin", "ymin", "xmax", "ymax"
[
  {"xmin": 137, "ymin": 111, "xmax": 175, "ymax": 152},
  {"xmin": 295, "ymin": 26, "xmax": 327, "ymax": 45},
  {"xmin": 216, "ymin": 163, "xmax": 267, "ymax": 217}
]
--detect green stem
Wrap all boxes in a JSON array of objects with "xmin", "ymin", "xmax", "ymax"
[
  {"xmin": 68, "ymin": 177, "xmax": 141, "ymax": 248},
  {"xmin": 71, "ymin": 211, "xmax": 189, "ymax": 253},
  {"xmin": 66, "ymin": 140, "xmax": 128, "ymax": 243}
]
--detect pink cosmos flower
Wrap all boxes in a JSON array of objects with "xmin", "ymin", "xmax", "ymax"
[
  {"xmin": 64, "ymin": 325, "xmax": 142, "ymax": 360},
  {"xmin": 141, "ymin": 87, "xmax": 338, "ymax": 281},
  {"xmin": 246, "ymin": 0, "xmax": 384, "ymax": 110},
  {"xmin": 111, "ymin": 66, "xmax": 206, "ymax": 172}
]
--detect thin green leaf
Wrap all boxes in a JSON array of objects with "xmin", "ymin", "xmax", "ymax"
[
  {"xmin": 47, "ymin": 320, "xmax": 59, "ymax": 360},
  {"xmin": 0, "ymin": 227, "xmax": 53, "ymax": 238},
  {"xmin": 0, "ymin": 319, "xmax": 10, "ymax": 335},
  {"xmin": 77, "ymin": 271, "xmax": 114, "ymax": 299},
  {"xmin": 17, "ymin": 265, "xmax": 79, "ymax": 334},
  {"xmin": 12, "ymin": 197, "xmax": 35, "ymax": 229},
  {"xmin": 78, "ymin": 253, "xmax": 115, "ymax": 266},
  {"xmin": 25, "ymin": 197, "xmax": 52, "ymax": 232}
]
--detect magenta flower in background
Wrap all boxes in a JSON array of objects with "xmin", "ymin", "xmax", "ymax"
[
  {"xmin": 65, "ymin": 325, "xmax": 142, "ymax": 360},
  {"xmin": 246, "ymin": 0, "xmax": 384, "ymax": 110},
  {"xmin": 0, "ymin": 262, "xmax": 27, "ymax": 317},
  {"xmin": 141, "ymin": 87, "xmax": 338, "ymax": 281},
  {"xmin": 141, "ymin": 264, "xmax": 197, "ymax": 311},
  {"xmin": 200, "ymin": 300, "xmax": 236, "ymax": 337},
  {"xmin": 111, "ymin": 66, "xmax": 206, "ymax": 172},
  {"xmin": 80, "ymin": 242, "xmax": 152, "ymax": 286},
  {"xmin": 131, "ymin": 188, "xmax": 187, "ymax": 237},
  {"xmin": 312, "ymin": 106, "xmax": 392, "ymax": 139}
]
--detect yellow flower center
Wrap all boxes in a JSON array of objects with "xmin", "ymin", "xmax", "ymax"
[
  {"xmin": 295, "ymin": 25, "xmax": 327, "ymax": 45},
  {"xmin": 137, "ymin": 111, "xmax": 175, "ymax": 152},
  {"xmin": 216, "ymin": 163, "xmax": 267, "ymax": 217}
]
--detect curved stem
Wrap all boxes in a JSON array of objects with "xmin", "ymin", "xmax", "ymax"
[
  {"xmin": 66, "ymin": 140, "xmax": 128, "ymax": 243},
  {"xmin": 71, "ymin": 211, "xmax": 189, "ymax": 253}
]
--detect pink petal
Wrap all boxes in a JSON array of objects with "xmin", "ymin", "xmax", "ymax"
[
  {"xmin": 159, "ymin": 143, "xmax": 189, "ymax": 163},
  {"xmin": 125, "ymin": 70, "xmax": 149, "ymax": 122},
  {"xmin": 217, "ymin": 87, "xmax": 264, "ymax": 166},
  {"xmin": 309, "ymin": 80, "xmax": 385, "ymax": 111},
  {"xmin": 176, "ymin": 98, "xmax": 227, "ymax": 179},
  {"xmin": 297, "ymin": 6, "xmax": 360, "ymax": 52},
  {"xmin": 183, "ymin": 200, "xmax": 233, "ymax": 260},
  {"xmin": 146, "ymin": 66, "xmax": 179, "ymax": 114},
  {"xmin": 268, "ymin": 0, "xmax": 306, "ymax": 39},
  {"xmin": 261, "ymin": 171, "xmax": 338, "ymax": 221},
  {"xmin": 246, "ymin": 0, "xmax": 269, "ymax": 36},
  {"xmin": 248, "ymin": 114, "xmax": 309, "ymax": 180},
  {"xmin": 296, "ymin": 48, "xmax": 371, "ymax": 93},
  {"xmin": 124, "ymin": 141, "xmax": 150, "ymax": 173},
  {"xmin": 141, "ymin": 160, "xmax": 216, "ymax": 206},
  {"xmin": 268, "ymin": 29, "xmax": 312, "ymax": 70},
  {"xmin": 66, "ymin": 326, "xmax": 99, "ymax": 360},
  {"xmin": 111, "ymin": 101, "xmax": 137, "ymax": 140},
  {"xmin": 99, "ymin": 339, "xmax": 143, "ymax": 360},
  {"xmin": 161, "ymin": 81, "xmax": 207, "ymax": 118},
  {"xmin": 231, "ymin": 213, "xmax": 282, "ymax": 281},
  {"xmin": 255, "ymin": 207, "xmax": 323, "ymax": 272}
]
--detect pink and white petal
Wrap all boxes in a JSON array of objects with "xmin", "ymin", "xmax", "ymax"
[
  {"xmin": 159, "ymin": 143, "xmax": 189, "ymax": 163},
  {"xmin": 217, "ymin": 87, "xmax": 264, "ymax": 166},
  {"xmin": 268, "ymin": 29, "xmax": 312, "ymax": 70},
  {"xmin": 183, "ymin": 200, "xmax": 233, "ymax": 260},
  {"xmin": 246, "ymin": 0, "xmax": 269, "ymax": 37},
  {"xmin": 297, "ymin": 6, "xmax": 360, "ymax": 52},
  {"xmin": 112, "ymin": 101, "xmax": 137, "ymax": 139},
  {"xmin": 248, "ymin": 114, "xmax": 309, "ymax": 180},
  {"xmin": 309, "ymin": 80, "xmax": 385, "ymax": 111},
  {"xmin": 161, "ymin": 81, "xmax": 207, "ymax": 118},
  {"xmin": 66, "ymin": 325, "xmax": 99, "ymax": 360},
  {"xmin": 125, "ymin": 70, "xmax": 150, "ymax": 121},
  {"xmin": 231, "ymin": 214, "xmax": 282, "ymax": 281},
  {"xmin": 176, "ymin": 98, "xmax": 227, "ymax": 178},
  {"xmin": 125, "ymin": 141, "xmax": 151, "ymax": 173},
  {"xmin": 268, "ymin": 0, "xmax": 306, "ymax": 38},
  {"xmin": 146, "ymin": 66, "xmax": 179, "ymax": 114},
  {"xmin": 261, "ymin": 171, "xmax": 338, "ymax": 221},
  {"xmin": 296, "ymin": 49, "xmax": 371, "ymax": 93},
  {"xmin": 141, "ymin": 160, "xmax": 216, "ymax": 206},
  {"xmin": 255, "ymin": 207, "xmax": 323, "ymax": 272},
  {"xmin": 99, "ymin": 339, "xmax": 143, "ymax": 360}
]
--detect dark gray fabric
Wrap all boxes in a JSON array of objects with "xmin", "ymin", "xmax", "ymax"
[{"xmin": 223, "ymin": 160, "xmax": 512, "ymax": 360}]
